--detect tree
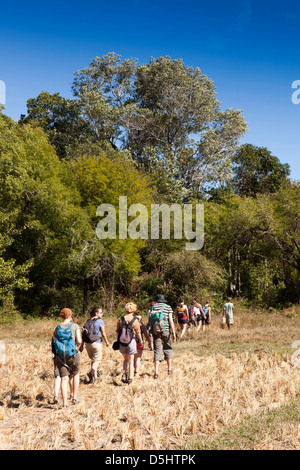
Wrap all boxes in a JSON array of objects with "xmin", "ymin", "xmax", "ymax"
[
  {"xmin": 155, "ymin": 251, "xmax": 226, "ymax": 306},
  {"xmin": 22, "ymin": 91, "xmax": 92, "ymax": 158},
  {"xmin": 0, "ymin": 210, "xmax": 33, "ymax": 314},
  {"xmin": 233, "ymin": 144, "xmax": 290, "ymax": 197},
  {"xmin": 0, "ymin": 114, "xmax": 93, "ymax": 315},
  {"xmin": 70, "ymin": 152, "xmax": 154, "ymax": 312},
  {"xmin": 72, "ymin": 53, "xmax": 247, "ymax": 198},
  {"xmin": 204, "ymin": 183, "xmax": 300, "ymax": 307}
]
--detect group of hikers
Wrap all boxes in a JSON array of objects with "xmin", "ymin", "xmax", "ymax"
[{"xmin": 51, "ymin": 294, "xmax": 234, "ymax": 408}]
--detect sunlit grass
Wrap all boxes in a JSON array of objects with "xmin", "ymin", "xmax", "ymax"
[{"xmin": 0, "ymin": 306, "xmax": 299, "ymax": 449}]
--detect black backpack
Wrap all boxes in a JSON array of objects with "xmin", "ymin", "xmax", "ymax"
[
  {"xmin": 118, "ymin": 316, "xmax": 136, "ymax": 346},
  {"xmin": 82, "ymin": 318, "xmax": 101, "ymax": 343}
]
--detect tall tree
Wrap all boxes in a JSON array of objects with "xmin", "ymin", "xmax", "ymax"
[
  {"xmin": 72, "ymin": 53, "xmax": 247, "ymax": 197},
  {"xmin": 22, "ymin": 91, "xmax": 92, "ymax": 158},
  {"xmin": 70, "ymin": 152, "xmax": 154, "ymax": 312},
  {"xmin": 0, "ymin": 114, "xmax": 93, "ymax": 315},
  {"xmin": 233, "ymin": 144, "xmax": 290, "ymax": 197}
]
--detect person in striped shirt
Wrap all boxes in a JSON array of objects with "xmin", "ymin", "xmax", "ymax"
[{"xmin": 148, "ymin": 294, "xmax": 176, "ymax": 379}]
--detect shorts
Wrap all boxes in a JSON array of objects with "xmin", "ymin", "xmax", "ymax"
[
  {"xmin": 153, "ymin": 330, "xmax": 173, "ymax": 362},
  {"xmin": 178, "ymin": 318, "xmax": 188, "ymax": 324},
  {"xmin": 56, "ymin": 352, "xmax": 80, "ymax": 378},
  {"xmin": 201, "ymin": 314, "xmax": 211, "ymax": 325},
  {"xmin": 119, "ymin": 338, "xmax": 137, "ymax": 355},
  {"xmin": 85, "ymin": 341, "xmax": 102, "ymax": 362}
]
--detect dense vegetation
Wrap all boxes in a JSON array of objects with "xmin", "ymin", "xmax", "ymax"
[{"xmin": 0, "ymin": 53, "xmax": 298, "ymax": 321}]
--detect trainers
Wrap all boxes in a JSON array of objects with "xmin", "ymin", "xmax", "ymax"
[{"xmin": 72, "ymin": 398, "xmax": 81, "ymax": 405}]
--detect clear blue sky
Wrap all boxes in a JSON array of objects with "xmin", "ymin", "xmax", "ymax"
[{"xmin": 1, "ymin": 0, "xmax": 300, "ymax": 179}]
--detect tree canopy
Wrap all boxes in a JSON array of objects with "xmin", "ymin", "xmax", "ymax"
[{"xmin": 0, "ymin": 53, "xmax": 297, "ymax": 319}]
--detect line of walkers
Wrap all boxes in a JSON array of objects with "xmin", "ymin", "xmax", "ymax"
[{"xmin": 51, "ymin": 294, "xmax": 231, "ymax": 407}]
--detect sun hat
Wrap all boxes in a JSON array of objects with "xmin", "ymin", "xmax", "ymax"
[{"xmin": 153, "ymin": 294, "xmax": 167, "ymax": 303}]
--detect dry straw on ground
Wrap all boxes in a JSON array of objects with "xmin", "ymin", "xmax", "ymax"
[{"xmin": 0, "ymin": 307, "xmax": 299, "ymax": 450}]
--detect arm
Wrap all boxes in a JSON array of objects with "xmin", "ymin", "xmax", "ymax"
[
  {"xmin": 168, "ymin": 311, "xmax": 176, "ymax": 342},
  {"xmin": 101, "ymin": 326, "xmax": 110, "ymax": 347},
  {"xmin": 141, "ymin": 323, "xmax": 152, "ymax": 348},
  {"xmin": 75, "ymin": 326, "xmax": 83, "ymax": 351}
]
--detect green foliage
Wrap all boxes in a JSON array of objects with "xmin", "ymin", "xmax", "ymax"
[
  {"xmin": 155, "ymin": 251, "xmax": 226, "ymax": 306},
  {"xmin": 22, "ymin": 91, "xmax": 91, "ymax": 159},
  {"xmin": 1, "ymin": 53, "xmax": 298, "ymax": 316},
  {"xmin": 0, "ymin": 114, "xmax": 93, "ymax": 315},
  {"xmin": 72, "ymin": 53, "xmax": 247, "ymax": 198},
  {"xmin": 204, "ymin": 182, "xmax": 300, "ymax": 307},
  {"xmin": 233, "ymin": 144, "xmax": 290, "ymax": 197}
]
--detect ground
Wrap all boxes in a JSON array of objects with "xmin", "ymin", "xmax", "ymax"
[{"xmin": 0, "ymin": 305, "xmax": 299, "ymax": 450}]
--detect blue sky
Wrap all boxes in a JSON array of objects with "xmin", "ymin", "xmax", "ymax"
[{"xmin": 1, "ymin": 0, "xmax": 300, "ymax": 179}]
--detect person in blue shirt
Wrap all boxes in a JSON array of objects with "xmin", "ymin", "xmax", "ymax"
[
  {"xmin": 80, "ymin": 307, "xmax": 110, "ymax": 383},
  {"xmin": 201, "ymin": 300, "xmax": 211, "ymax": 331}
]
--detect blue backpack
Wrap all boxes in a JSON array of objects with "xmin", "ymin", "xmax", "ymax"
[
  {"xmin": 202, "ymin": 305, "xmax": 209, "ymax": 318},
  {"xmin": 54, "ymin": 323, "xmax": 76, "ymax": 362}
]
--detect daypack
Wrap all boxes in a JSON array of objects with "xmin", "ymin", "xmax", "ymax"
[
  {"xmin": 177, "ymin": 305, "xmax": 186, "ymax": 318},
  {"xmin": 202, "ymin": 305, "xmax": 209, "ymax": 318},
  {"xmin": 188, "ymin": 305, "xmax": 195, "ymax": 317},
  {"xmin": 54, "ymin": 323, "xmax": 76, "ymax": 362},
  {"xmin": 118, "ymin": 316, "xmax": 136, "ymax": 346},
  {"xmin": 82, "ymin": 318, "xmax": 101, "ymax": 343},
  {"xmin": 150, "ymin": 305, "xmax": 168, "ymax": 335}
]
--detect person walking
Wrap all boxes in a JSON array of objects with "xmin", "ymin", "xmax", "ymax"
[
  {"xmin": 80, "ymin": 306, "xmax": 110, "ymax": 383},
  {"xmin": 223, "ymin": 298, "xmax": 234, "ymax": 329},
  {"xmin": 51, "ymin": 313, "xmax": 74, "ymax": 405},
  {"xmin": 175, "ymin": 298, "xmax": 189, "ymax": 338},
  {"xmin": 194, "ymin": 298, "xmax": 205, "ymax": 332},
  {"xmin": 148, "ymin": 294, "xmax": 176, "ymax": 379},
  {"xmin": 116, "ymin": 302, "xmax": 143, "ymax": 384},
  {"xmin": 201, "ymin": 300, "xmax": 211, "ymax": 331},
  {"xmin": 188, "ymin": 300, "xmax": 197, "ymax": 329},
  {"xmin": 147, "ymin": 300, "xmax": 156, "ymax": 350},
  {"xmin": 134, "ymin": 312, "xmax": 152, "ymax": 376},
  {"xmin": 52, "ymin": 308, "xmax": 82, "ymax": 408}
]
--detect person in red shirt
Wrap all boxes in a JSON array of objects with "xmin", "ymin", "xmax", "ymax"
[{"xmin": 175, "ymin": 298, "xmax": 189, "ymax": 338}]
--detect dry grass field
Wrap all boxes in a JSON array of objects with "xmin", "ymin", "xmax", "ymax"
[{"xmin": 0, "ymin": 304, "xmax": 299, "ymax": 450}]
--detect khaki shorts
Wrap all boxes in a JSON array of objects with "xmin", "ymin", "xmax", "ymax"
[
  {"xmin": 55, "ymin": 352, "xmax": 80, "ymax": 378},
  {"xmin": 85, "ymin": 341, "xmax": 103, "ymax": 362}
]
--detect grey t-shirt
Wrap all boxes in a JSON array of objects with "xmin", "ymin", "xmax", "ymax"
[
  {"xmin": 224, "ymin": 302, "xmax": 234, "ymax": 320},
  {"xmin": 54, "ymin": 322, "xmax": 79, "ymax": 342}
]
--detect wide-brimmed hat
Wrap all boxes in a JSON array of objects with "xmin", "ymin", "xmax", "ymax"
[{"xmin": 153, "ymin": 294, "xmax": 167, "ymax": 303}]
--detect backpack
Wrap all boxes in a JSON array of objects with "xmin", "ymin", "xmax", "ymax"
[
  {"xmin": 177, "ymin": 305, "xmax": 185, "ymax": 318},
  {"xmin": 82, "ymin": 318, "xmax": 101, "ymax": 343},
  {"xmin": 118, "ymin": 316, "xmax": 136, "ymax": 346},
  {"xmin": 188, "ymin": 305, "xmax": 195, "ymax": 317},
  {"xmin": 150, "ymin": 305, "xmax": 168, "ymax": 335},
  {"xmin": 54, "ymin": 323, "xmax": 76, "ymax": 362},
  {"xmin": 202, "ymin": 305, "xmax": 209, "ymax": 318}
]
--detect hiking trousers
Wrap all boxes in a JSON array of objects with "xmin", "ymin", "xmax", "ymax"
[{"xmin": 153, "ymin": 330, "xmax": 173, "ymax": 362}]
